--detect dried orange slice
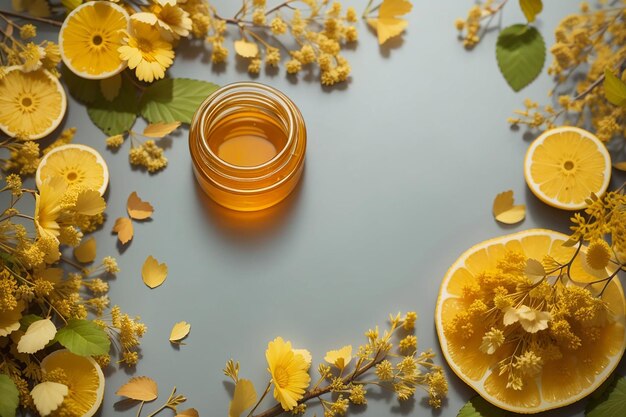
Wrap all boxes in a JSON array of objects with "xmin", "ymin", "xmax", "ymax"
[
  {"xmin": 40, "ymin": 350, "xmax": 105, "ymax": 417},
  {"xmin": 435, "ymin": 229, "xmax": 626, "ymax": 413},
  {"xmin": 524, "ymin": 127, "xmax": 611, "ymax": 210},
  {"xmin": 36, "ymin": 144, "xmax": 109, "ymax": 196}
]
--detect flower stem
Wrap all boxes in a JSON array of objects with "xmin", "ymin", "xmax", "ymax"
[{"xmin": 246, "ymin": 382, "xmax": 271, "ymax": 417}]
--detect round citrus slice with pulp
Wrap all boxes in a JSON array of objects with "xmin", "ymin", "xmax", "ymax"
[
  {"xmin": 41, "ymin": 349, "xmax": 105, "ymax": 417},
  {"xmin": 435, "ymin": 229, "xmax": 626, "ymax": 414},
  {"xmin": 524, "ymin": 127, "xmax": 611, "ymax": 211},
  {"xmin": 36, "ymin": 144, "xmax": 109, "ymax": 195},
  {"xmin": 0, "ymin": 66, "xmax": 66, "ymax": 140},
  {"xmin": 59, "ymin": 1, "xmax": 129, "ymax": 79}
]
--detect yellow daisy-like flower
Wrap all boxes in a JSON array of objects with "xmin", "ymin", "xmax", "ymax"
[
  {"xmin": 59, "ymin": 1, "xmax": 129, "ymax": 79},
  {"xmin": 266, "ymin": 337, "xmax": 311, "ymax": 411},
  {"xmin": 132, "ymin": 0, "xmax": 192, "ymax": 39},
  {"xmin": 0, "ymin": 67, "xmax": 66, "ymax": 140},
  {"xmin": 324, "ymin": 345, "xmax": 352, "ymax": 370},
  {"xmin": 35, "ymin": 176, "xmax": 68, "ymax": 239},
  {"xmin": 586, "ymin": 240, "xmax": 611, "ymax": 270},
  {"xmin": 118, "ymin": 21, "xmax": 175, "ymax": 82}
]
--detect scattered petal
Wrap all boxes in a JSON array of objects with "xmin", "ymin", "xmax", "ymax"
[
  {"xmin": 143, "ymin": 122, "xmax": 181, "ymax": 138},
  {"xmin": 74, "ymin": 237, "xmax": 97, "ymax": 263},
  {"xmin": 169, "ymin": 321, "xmax": 191, "ymax": 344},
  {"xmin": 367, "ymin": 0, "xmax": 413, "ymax": 45},
  {"xmin": 234, "ymin": 40, "xmax": 259, "ymax": 58},
  {"xmin": 229, "ymin": 379, "xmax": 257, "ymax": 417},
  {"xmin": 142, "ymin": 255, "xmax": 168, "ymax": 288},
  {"xmin": 17, "ymin": 318, "xmax": 57, "ymax": 354},
  {"xmin": 116, "ymin": 376, "xmax": 158, "ymax": 401},
  {"xmin": 493, "ymin": 190, "xmax": 526, "ymax": 224},
  {"xmin": 127, "ymin": 192, "xmax": 154, "ymax": 220},
  {"xmin": 31, "ymin": 382, "xmax": 68, "ymax": 416},
  {"xmin": 113, "ymin": 217, "xmax": 134, "ymax": 244},
  {"xmin": 324, "ymin": 345, "xmax": 352, "ymax": 370}
]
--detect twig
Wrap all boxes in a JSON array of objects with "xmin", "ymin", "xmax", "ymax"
[{"xmin": 0, "ymin": 10, "xmax": 62, "ymax": 27}]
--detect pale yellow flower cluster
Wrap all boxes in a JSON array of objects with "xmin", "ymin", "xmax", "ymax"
[{"xmin": 454, "ymin": 0, "xmax": 500, "ymax": 48}]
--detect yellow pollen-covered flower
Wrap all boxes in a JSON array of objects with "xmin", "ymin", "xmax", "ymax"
[{"xmin": 585, "ymin": 240, "xmax": 611, "ymax": 270}]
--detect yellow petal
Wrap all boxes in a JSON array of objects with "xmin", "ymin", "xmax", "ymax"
[
  {"xmin": 234, "ymin": 40, "xmax": 259, "ymax": 58},
  {"xmin": 143, "ymin": 122, "xmax": 181, "ymax": 138},
  {"xmin": 131, "ymin": 12, "xmax": 158, "ymax": 26},
  {"xmin": 367, "ymin": 17, "xmax": 408, "ymax": 45},
  {"xmin": 293, "ymin": 349, "xmax": 312, "ymax": 368},
  {"xmin": 614, "ymin": 162, "xmax": 626, "ymax": 171},
  {"xmin": 100, "ymin": 74, "xmax": 122, "ymax": 101},
  {"xmin": 116, "ymin": 376, "xmax": 158, "ymax": 401},
  {"xmin": 169, "ymin": 321, "xmax": 191, "ymax": 343},
  {"xmin": 17, "ymin": 318, "xmax": 57, "ymax": 354},
  {"xmin": 74, "ymin": 189, "xmax": 106, "ymax": 216},
  {"xmin": 229, "ymin": 379, "xmax": 257, "ymax": 417},
  {"xmin": 74, "ymin": 237, "xmax": 97, "ymax": 263},
  {"xmin": 493, "ymin": 190, "xmax": 526, "ymax": 225},
  {"xmin": 113, "ymin": 217, "xmax": 134, "ymax": 244},
  {"xmin": 127, "ymin": 192, "xmax": 154, "ymax": 220},
  {"xmin": 31, "ymin": 381, "xmax": 68, "ymax": 416},
  {"xmin": 379, "ymin": 0, "xmax": 413, "ymax": 18},
  {"xmin": 142, "ymin": 255, "xmax": 168, "ymax": 288},
  {"xmin": 176, "ymin": 409, "xmax": 200, "ymax": 417}
]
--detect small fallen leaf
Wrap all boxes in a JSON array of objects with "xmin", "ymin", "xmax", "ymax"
[
  {"xmin": 74, "ymin": 237, "xmax": 96, "ymax": 263},
  {"xmin": 169, "ymin": 321, "xmax": 191, "ymax": 344},
  {"xmin": 113, "ymin": 217, "xmax": 134, "ymax": 244},
  {"xmin": 492, "ymin": 190, "xmax": 526, "ymax": 225},
  {"xmin": 367, "ymin": 0, "xmax": 413, "ymax": 45},
  {"xmin": 234, "ymin": 40, "xmax": 259, "ymax": 58},
  {"xmin": 127, "ymin": 192, "xmax": 154, "ymax": 220},
  {"xmin": 614, "ymin": 162, "xmax": 626, "ymax": 171},
  {"xmin": 229, "ymin": 379, "xmax": 257, "ymax": 417},
  {"xmin": 519, "ymin": 0, "xmax": 543, "ymax": 23},
  {"xmin": 116, "ymin": 376, "xmax": 158, "ymax": 402},
  {"xmin": 31, "ymin": 382, "xmax": 68, "ymax": 417},
  {"xmin": 143, "ymin": 122, "xmax": 181, "ymax": 138},
  {"xmin": 142, "ymin": 256, "xmax": 168, "ymax": 288},
  {"xmin": 176, "ymin": 409, "xmax": 199, "ymax": 417},
  {"xmin": 525, "ymin": 258, "xmax": 546, "ymax": 277},
  {"xmin": 74, "ymin": 190, "xmax": 106, "ymax": 216},
  {"xmin": 17, "ymin": 318, "xmax": 56, "ymax": 354}
]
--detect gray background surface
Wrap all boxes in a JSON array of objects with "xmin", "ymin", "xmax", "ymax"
[{"xmin": 6, "ymin": 0, "xmax": 626, "ymax": 416}]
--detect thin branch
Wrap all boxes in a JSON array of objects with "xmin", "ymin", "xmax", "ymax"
[{"xmin": 0, "ymin": 10, "xmax": 62, "ymax": 27}]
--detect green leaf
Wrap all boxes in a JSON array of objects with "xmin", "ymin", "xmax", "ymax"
[
  {"xmin": 55, "ymin": 319, "xmax": 110, "ymax": 356},
  {"xmin": 140, "ymin": 78, "xmax": 220, "ymax": 124},
  {"xmin": 604, "ymin": 69, "xmax": 626, "ymax": 107},
  {"xmin": 519, "ymin": 0, "xmax": 542, "ymax": 23},
  {"xmin": 60, "ymin": 65, "xmax": 100, "ymax": 104},
  {"xmin": 586, "ymin": 375, "xmax": 626, "ymax": 417},
  {"xmin": 87, "ymin": 76, "xmax": 138, "ymax": 135},
  {"xmin": 457, "ymin": 396, "xmax": 508, "ymax": 417},
  {"xmin": 496, "ymin": 24, "xmax": 546, "ymax": 92},
  {"xmin": 0, "ymin": 374, "xmax": 19, "ymax": 417}
]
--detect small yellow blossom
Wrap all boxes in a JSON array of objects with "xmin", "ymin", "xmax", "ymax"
[
  {"xmin": 503, "ymin": 305, "xmax": 551, "ymax": 333},
  {"xmin": 119, "ymin": 21, "xmax": 175, "ymax": 82},
  {"xmin": 266, "ymin": 337, "xmax": 311, "ymax": 411}
]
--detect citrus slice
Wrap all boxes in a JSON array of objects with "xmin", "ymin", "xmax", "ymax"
[
  {"xmin": 0, "ymin": 66, "xmax": 67, "ymax": 140},
  {"xmin": 36, "ymin": 144, "xmax": 109, "ymax": 195},
  {"xmin": 59, "ymin": 1, "xmax": 129, "ymax": 80},
  {"xmin": 435, "ymin": 229, "xmax": 626, "ymax": 414},
  {"xmin": 40, "ymin": 349, "xmax": 105, "ymax": 417},
  {"xmin": 524, "ymin": 127, "xmax": 611, "ymax": 211}
]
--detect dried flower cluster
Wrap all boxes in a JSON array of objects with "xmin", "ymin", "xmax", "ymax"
[{"xmin": 223, "ymin": 312, "xmax": 447, "ymax": 417}]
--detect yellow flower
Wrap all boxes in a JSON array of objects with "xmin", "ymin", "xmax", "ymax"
[
  {"xmin": 585, "ymin": 240, "xmax": 611, "ymax": 270},
  {"xmin": 479, "ymin": 328, "xmax": 504, "ymax": 354},
  {"xmin": 503, "ymin": 305, "xmax": 551, "ymax": 333},
  {"xmin": 59, "ymin": 1, "xmax": 129, "ymax": 79},
  {"xmin": 266, "ymin": 337, "xmax": 311, "ymax": 411},
  {"xmin": 0, "ymin": 67, "xmax": 66, "ymax": 140},
  {"xmin": 37, "ymin": 147, "xmax": 105, "ymax": 193},
  {"xmin": 118, "ymin": 21, "xmax": 174, "ymax": 82},
  {"xmin": 35, "ymin": 176, "xmax": 67, "ymax": 239},
  {"xmin": 324, "ymin": 345, "xmax": 352, "ymax": 370},
  {"xmin": 133, "ymin": 0, "xmax": 192, "ymax": 39}
]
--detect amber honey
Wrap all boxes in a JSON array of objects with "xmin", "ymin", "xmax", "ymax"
[{"xmin": 189, "ymin": 83, "xmax": 306, "ymax": 211}]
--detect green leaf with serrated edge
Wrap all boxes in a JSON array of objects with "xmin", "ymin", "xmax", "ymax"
[
  {"xmin": 55, "ymin": 319, "xmax": 110, "ymax": 356},
  {"xmin": 496, "ymin": 25, "xmax": 546, "ymax": 92},
  {"xmin": 590, "ymin": 373, "xmax": 617, "ymax": 401},
  {"xmin": 19, "ymin": 314, "xmax": 43, "ymax": 331},
  {"xmin": 140, "ymin": 78, "xmax": 220, "ymax": 124},
  {"xmin": 586, "ymin": 375, "xmax": 626, "ymax": 417},
  {"xmin": 87, "ymin": 76, "xmax": 137, "ymax": 135},
  {"xmin": 0, "ymin": 374, "xmax": 19, "ymax": 417},
  {"xmin": 604, "ymin": 69, "xmax": 626, "ymax": 107},
  {"xmin": 457, "ymin": 396, "xmax": 509, "ymax": 417},
  {"xmin": 519, "ymin": 0, "xmax": 542, "ymax": 23},
  {"xmin": 60, "ymin": 65, "xmax": 100, "ymax": 104}
]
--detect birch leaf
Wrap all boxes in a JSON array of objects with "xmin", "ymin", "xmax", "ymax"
[
  {"xmin": 100, "ymin": 74, "xmax": 121, "ymax": 102},
  {"xmin": 31, "ymin": 382, "xmax": 68, "ymax": 417},
  {"xmin": 169, "ymin": 321, "xmax": 191, "ymax": 344},
  {"xmin": 17, "ymin": 318, "xmax": 56, "ymax": 354},
  {"xmin": 142, "ymin": 256, "xmax": 168, "ymax": 288},
  {"xmin": 74, "ymin": 237, "xmax": 96, "ymax": 263},
  {"xmin": 492, "ymin": 190, "xmax": 526, "ymax": 225},
  {"xmin": 113, "ymin": 217, "xmax": 134, "ymax": 244},
  {"xmin": 143, "ymin": 122, "xmax": 181, "ymax": 138},
  {"xmin": 228, "ymin": 379, "xmax": 257, "ymax": 417},
  {"xmin": 116, "ymin": 376, "xmax": 158, "ymax": 402},
  {"xmin": 234, "ymin": 40, "xmax": 259, "ymax": 58},
  {"xmin": 0, "ymin": 374, "xmax": 19, "ymax": 417},
  {"xmin": 127, "ymin": 192, "xmax": 154, "ymax": 220}
]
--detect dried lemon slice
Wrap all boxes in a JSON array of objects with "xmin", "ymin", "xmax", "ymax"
[{"xmin": 524, "ymin": 127, "xmax": 611, "ymax": 211}]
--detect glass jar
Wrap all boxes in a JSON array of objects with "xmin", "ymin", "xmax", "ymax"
[{"xmin": 189, "ymin": 82, "xmax": 307, "ymax": 211}]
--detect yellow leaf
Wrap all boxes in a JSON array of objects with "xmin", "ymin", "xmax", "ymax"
[
  {"xmin": 142, "ymin": 255, "xmax": 168, "ymax": 288},
  {"xmin": 604, "ymin": 69, "xmax": 626, "ymax": 107},
  {"xmin": 229, "ymin": 379, "xmax": 257, "ymax": 417},
  {"xmin": 234, "ymin": 40, "xmax": 259, "ymax": 58},
  {"xmin": 324, "ymin": 345, "xmax": 352, "ymax": 370},
  {"xmin": 116, "ymin": 376, "xmax": 158, "ymax": 402},
  {"xmin": 127, "ymin": 192, "xmax": 154, "ymax": 220},
  {"xmin": 17, "ymin": 318, "xmax": 57, "ymax": 354},
  {"xmin": 100, "ymin": 74, "xmax": 121, "ymax": 101},
  {"xmin": 74, "ymin": 237, "xmax": 96, "ymax": 263},
  {"xmin": 368, "ymin": 0, "xmax": 412, "ymax": 45},
  {"xmin": 614, "ymin": 161, "xmax": 626, "ymax": 171},
  {"xmin": 169, "ymin": 321, "xmax": 191, "ymax": 343},
  {"xmin": 113, "ymin": 217, "xmax": 134, "ymax": 245},
  {"xmin": 176, "ymin": 409, "xmax": 199, "ymax": 417},
  {"xmin": 31, "ymin": 381, "xmax": 68, "ymax": 417},
  {"xmin": 73, "ymin": 189, "xmax": 106, "ymax": 216},
  {"xmin": 143, "ymin": 122, "xmax": 181, "ymax": 138},
  {"xmin": 519, "ymin": 0, "xmax": 543, "ymax": 23},
  {"xmin": 492, "ymin": 190, "xmax": 526, "ymax": 225},
  {"xmin": 525, "ymin": 258, "xmax": 546, "ymax": 277}
]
